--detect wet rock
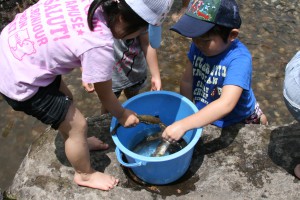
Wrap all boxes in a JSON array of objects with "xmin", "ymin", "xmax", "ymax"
[{"xmin": 4, "ymin": 117, "xmax": 300, "ymax": 200}]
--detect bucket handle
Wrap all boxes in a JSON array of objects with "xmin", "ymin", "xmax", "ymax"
[{"xmin": 115, "ymin": 147, "xmax": 145, "ymax": 168}]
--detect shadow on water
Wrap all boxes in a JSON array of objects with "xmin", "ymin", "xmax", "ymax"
[{"xmin": 268, "ymin": 122, "xmax": 300, "ymax": 177}]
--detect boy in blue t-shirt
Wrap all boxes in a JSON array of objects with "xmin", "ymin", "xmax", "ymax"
[{"xmin": 162, "ymin": 0, "xmax": 268, "ymax": 142}]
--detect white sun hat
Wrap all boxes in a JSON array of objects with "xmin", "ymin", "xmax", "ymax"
[{"xmin": 125, "ymin": 0, "xmax": 174, "ymax": 48}]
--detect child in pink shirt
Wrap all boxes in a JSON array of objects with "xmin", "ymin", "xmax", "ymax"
[{"xmin": 0, "ymin": 0, "xmax": 174, "ymax": 190}]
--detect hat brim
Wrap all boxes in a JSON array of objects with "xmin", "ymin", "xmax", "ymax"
[
  {"xmin": 148, "ymin": 25, "xmax": 161, "ymax": 49},
  {"xmin": 170, "ymin": 14, "xmax": 215, "ymax": 38}
]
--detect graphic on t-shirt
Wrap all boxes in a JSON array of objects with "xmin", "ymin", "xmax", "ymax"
[
  {"xmin": 8, "ymin": 29, "xmax": 36, "ymax": 61},
  {"xmin": 114, "ymin": 39, "xmax": 139, "ymax": 76},
  {"xmin": 193, "ymin": 54, "xmax": 226, "ymax": 105}
]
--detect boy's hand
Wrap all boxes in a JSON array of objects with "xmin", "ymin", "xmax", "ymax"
[
  {"xmin": 118, "ymin": 109, "xmax": 139, "ymax": 127},
  {"xmin": 82, "ymin": 81, "xmax": 95, "ymax": 93},
  {"xmin": 162, "ymin": 121, "xmax": 186, "ymax": 142}
]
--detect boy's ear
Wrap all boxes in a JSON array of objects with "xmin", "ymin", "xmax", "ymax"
[{"xmin": 229, "ymin": 29, "xmax": 239, "ymax": 42}]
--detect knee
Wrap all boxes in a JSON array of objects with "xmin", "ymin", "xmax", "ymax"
[{"xmin": 77, "ymin": 118, "xmax": 88, "ymax": 134}]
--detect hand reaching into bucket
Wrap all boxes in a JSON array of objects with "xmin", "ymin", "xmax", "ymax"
[
  {"xmin": 82, "ymin": 81, "xmax": 95, "ymax": 93},
  {"xmin": 162, "ymin": 121, "xmax": 187, "ymax": 142},
  {"xmin": 118, "ymin": 109, "xmax": 139, "ymax": 127}
]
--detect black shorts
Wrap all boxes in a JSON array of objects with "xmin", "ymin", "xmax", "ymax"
[
  {"xmin": 114, "ymin": 78, "xmax": 146, "ymax": 98},
  {"xmin": 1, "ymin": 76, "xmax": 72, "ymax": 130}
]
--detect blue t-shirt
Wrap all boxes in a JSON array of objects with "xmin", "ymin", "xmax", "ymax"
[{"xmin": 188, "ymin": 39, "xmax": 256, "ymax": 127}]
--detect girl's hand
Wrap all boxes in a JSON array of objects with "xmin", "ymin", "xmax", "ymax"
[
  {"xmin": 82, "ymin": 81, "xmax": 95, "ymax": 93},
  {"xmin": 118, "ymin": 109, "xmax": 139, "ymax": 127},
  {"xmin": 150, "ymin": 76, "xmax": 162, "ymax": 91},
  {"xmin": 162, "ymin": 121, "xmax": 186, "ymax": 142}
]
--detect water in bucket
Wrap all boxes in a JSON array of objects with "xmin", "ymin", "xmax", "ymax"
[{"xmin": 131, "ymin": 129, "xmax": 187, "ymax": 157}]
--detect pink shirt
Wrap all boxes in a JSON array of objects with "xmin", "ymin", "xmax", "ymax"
[{"xmin": 0, "ymin": 0, "xmax": 114, "ymax": 101}]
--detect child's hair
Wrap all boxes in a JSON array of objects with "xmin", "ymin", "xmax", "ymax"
[
  {"xmin": 208, "ymin": 25, "xmax": 233, "ymax": 43},
  {"xmin": 88, "ymin": 0, "xmax": 148, "ymax": 38}
]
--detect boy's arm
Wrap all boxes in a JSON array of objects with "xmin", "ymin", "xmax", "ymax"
[
  {"xmin": 94, "ymin": 80, "xmax": 139, "ymax": 127},
  {"xmin": 180, "ymin": 61, "xmax": 194, "ymax": 101},
  {"xmin": 162, "ymin": 85, "xmax": 243, "ymax": 141},
  {"xmin": 139, "ymin": 33, "xmax": 161, "ymax": 91}
]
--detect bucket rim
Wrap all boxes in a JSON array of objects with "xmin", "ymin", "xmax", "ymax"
[{"xmin": 111, "ymin": 91, "xmax": 202, "ymax": 162}]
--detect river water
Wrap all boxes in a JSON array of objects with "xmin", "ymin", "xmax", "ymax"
[{"xmin": 0, "ymin": 0, "xmax": 299, "ymax": 191}]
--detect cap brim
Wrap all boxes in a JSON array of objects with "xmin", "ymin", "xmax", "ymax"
[
  {"xmin": 170, "ymin": 14, "xmax": 215, "ymax": 38},
  {"xmin": 148, "ymin": 25, "xmax": 161, "ymax": 49}
]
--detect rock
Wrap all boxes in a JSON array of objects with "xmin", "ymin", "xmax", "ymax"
[{"xmin": 4, "ymin": 116, "xmax": 300, "ymax": 200}]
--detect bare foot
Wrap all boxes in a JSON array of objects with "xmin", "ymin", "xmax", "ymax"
[
  {"xmin": 87, "ymin": 136, "xmax": 109, "ymax": 151},
  {"xmin": 171, "ymin": 7, "xmax": 187, "ymax": 22},
  {"xmin": 74, "ymin": 170, "xmax": 119, "ymax": 191},
  {"xmin": 294, "ymin": 164, "xmax": 300, "ymax": 179},
  {"xmin": 260, "ymin": 114, "xmax": 268, "ymax": 125}
]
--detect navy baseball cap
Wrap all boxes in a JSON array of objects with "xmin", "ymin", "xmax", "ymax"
[{"xmin": 170, "ymin": 0, "xmax": 242, "ymax": 38}]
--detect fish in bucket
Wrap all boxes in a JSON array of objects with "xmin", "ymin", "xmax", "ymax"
[{"xmin": 111, "ymin": 91, "xmax": 202, "ymax": 185}]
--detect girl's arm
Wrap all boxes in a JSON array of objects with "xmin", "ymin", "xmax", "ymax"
[
  {"xmin": 94, "ymin": 80, "xmax": 139, "ymax": 127},
  {"xmin": 162, "ymin": 84, "xmax": 243, "ymax": 141},
  {"xmin": 139, "ymin": 33, "xmax": 161, "ymax": 91},
  {"xmin": 80, "ymin": 67, "xmax": 95, "ymax": 93}
]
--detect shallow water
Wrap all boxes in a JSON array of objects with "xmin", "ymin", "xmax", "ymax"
[{"xmin": 0, "ymin": 0, "xmax": 300, "ymax": 191}]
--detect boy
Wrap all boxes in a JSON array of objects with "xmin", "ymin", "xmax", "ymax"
[
  {"xmin": 162, "ymin": 0, "xmax": 267, "ymax": 142},
  {"xmin": 283, "ymin": 51, "xmax": 300, "ymax": 179}
]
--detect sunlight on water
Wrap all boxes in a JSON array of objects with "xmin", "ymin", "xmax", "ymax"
[{"xmin": 132, "ymin": 138, "xmax": 165, "ymax": 157}]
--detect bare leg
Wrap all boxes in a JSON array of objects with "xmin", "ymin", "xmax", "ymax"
[
  {"xmin": 124, "ymin": 88, "xmax": 139, "ymax": 99},
  {"xmin": 59, "ymin": 79, "xmax": 109, "ymax": 151},
  {"xmin": 260, "ymin": 114, "xmax": 268, "ymax": 125},
  {"xmin": 58, "ymin": 104, "xmax": 118, "ymax": 190},
  {"xmin": 294, "ymin": 164, "xmax": 300, "ymax": 179},
  {"xmin": 58, "ymin": 80, "xmax": 118, "ymax": 190},
  {"xmin": 59, "ymin": 79, "xmax": 73, "ymax": 99}
]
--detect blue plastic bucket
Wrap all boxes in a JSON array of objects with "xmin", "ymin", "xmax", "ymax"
[{"xmin": 111, "ymin": 91, "xmax": 202, "ymax": 185}]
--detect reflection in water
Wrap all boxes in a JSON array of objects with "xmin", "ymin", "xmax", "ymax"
[{"xmin": 0, "ymin": 0, "xmax": 299, "ymax": 191}]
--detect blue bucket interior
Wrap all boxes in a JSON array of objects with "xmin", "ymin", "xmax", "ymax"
[{"xmin": 111, "ymin": 91, "xmax": 202, "ymax": 162}]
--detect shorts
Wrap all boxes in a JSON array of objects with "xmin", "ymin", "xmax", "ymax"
[
  {"xmin": 114, "ymin": 78, "xmax": 146, "ymax": 98},
  {"xmin": 283, "ymin": 51, "xmax": 300, "ymax": 122},
  {"xmin": 1, "ymin": 76, "xmax": 72, "ymax": 130},
  {"xmin": 284, "ymin": 96, "xmax": 300, "ymax": 122},
  {"xmin": 244, "ymin": 102, "xmax": 265, "ymax": 124}
]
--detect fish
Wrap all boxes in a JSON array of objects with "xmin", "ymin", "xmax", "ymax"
[
  {"xmin": 110, "ymin": 115, "xmax": 166, "ymax": 135},
  {"xmin": 151, "ymin": 140, "xmax": 171, "ymax": 157},
  {"xmin": 111, "ymin": 114, "xmax": 176, "ymax": 157}
]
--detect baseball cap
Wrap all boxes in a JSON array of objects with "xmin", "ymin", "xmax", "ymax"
[
  {"xmin": 170, "ymin": 0, "xmax": 241, "ymax": 38},
  {"xmin": 125, "ymin": 0, "xmax": 174, "ymax": 48}
]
